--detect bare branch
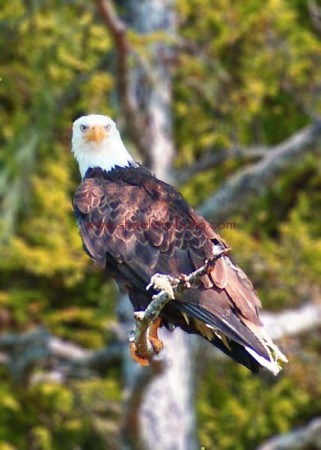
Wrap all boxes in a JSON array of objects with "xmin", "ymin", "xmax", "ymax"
[
  {"xmin": 94, "ymin": 0, "xmax": 128, "ymax": 48},
  {"xmin": 308, "ymin": 0, "xmax": 321, "ymax": 34},
  {"xmin": 0, "ymin": 327, "xmax": 121, "ymax": 383},
  {"xmin": 48, "ymin": 335, "xmax": 90, "ymax": 361},
  {"xmin": 94, "ymin": 0, "xmax": 150, "ymax": 158},
  {"xmin": 0, "ymin": 301, "xmax": 319, "ymax": 384},
  {"xmin": 174, "ymin": 147, "xmax": 266, "ymax": 185},
  {"xmin": 198, "ymin": 119, "xmax": 321, "ymax": 222},
  {"xmin": 261, "ymin": 302, "xmax": 321, "ymax": 341},
  {"xmin": 257, "ymin": 417, "xmax": 321, "ymax": 450}
]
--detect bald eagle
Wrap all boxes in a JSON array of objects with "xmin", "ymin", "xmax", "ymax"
[{"xmin": 72, "ymin": 114, "xmax": 287, "ymax": 374}]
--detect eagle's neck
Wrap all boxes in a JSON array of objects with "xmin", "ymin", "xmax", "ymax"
[{"xmin": 75, "ymin": 141, "xmax": 136, "ymax": 178}]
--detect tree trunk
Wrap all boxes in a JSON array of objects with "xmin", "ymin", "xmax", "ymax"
[{"xmin": 115, "ymin": 1, "xmax": 197, "ymax": 449}]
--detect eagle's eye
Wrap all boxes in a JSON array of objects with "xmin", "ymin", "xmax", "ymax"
[
  {"xmin": 80, "ymin": 124, "xmax": 88, "ymax": 132},
  {"xmin": 104, "ymin": 124, "xmax": 111, "ymax": 132}
]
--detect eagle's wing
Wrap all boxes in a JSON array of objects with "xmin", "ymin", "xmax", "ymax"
[
  {"xmin": 74, "ymin": 174, "xmax": 286, "ymax": 373},
  {"xmin": 73, "ymin": 176, "xmax": 215, "ymax": 286}
]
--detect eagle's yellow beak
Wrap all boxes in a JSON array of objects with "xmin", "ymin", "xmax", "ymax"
[{"xmin": 85, "ymin": 126, "xmax": 108, "ymax": 143}]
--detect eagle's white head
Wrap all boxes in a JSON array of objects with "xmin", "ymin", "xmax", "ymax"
[{"xmin": 72, "ymin": 114, "xmax": 135, "ymax": 178}]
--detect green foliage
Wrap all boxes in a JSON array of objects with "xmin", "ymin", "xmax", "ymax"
[
  {"xmin": 0, "ymin": 2, "xmax": 122, "ymax": 447},
  {"xmin": 175, "ymin": 0, "xmax": 321, "ymax": 168},
  {"xmin": 1, "ymin": 0, "xmax": 321, "ymax": 448},
  {"xmin": 197, "ymin": 362, "xmax": 319, "ymax": 450},
  {"xmin": 0, "ymin": 378, "xmax": 121, "ymax": 450},
  {"xmin": 174, "ymin": 1, "xmax": 321, "ymax": 448}
]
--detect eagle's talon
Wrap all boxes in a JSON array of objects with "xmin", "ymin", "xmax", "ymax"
[
  {"xmin": 129, "ymin": 341, "xmax": 151, "ymax": 366},
  {"xmin": 150, "ymin": 336, "xmax": 164, "ymax": 354},
  {"xmin": 146, "ymin": 273, "xmax": 176, "ymax": 299},
  {"xmin": 149, "ymin": 317, "xmax": 163, "ymax": 354}
]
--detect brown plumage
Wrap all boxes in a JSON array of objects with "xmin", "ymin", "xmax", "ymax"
[{"xmin": 73, "ymin": 165, "xmax": 287, "ymax": 374}]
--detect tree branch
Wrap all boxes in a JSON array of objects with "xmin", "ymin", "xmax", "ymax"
[
  {"xmin": 308, "ymin": 0, "xmax": 321, "ymax": 34},
  {"xmin": 94, "ymin": 0, "xmax": 128, "ymax": 49},
  {"xmin": 261, "ymin": 302, "xmax": 321, "ymax": 341},
  {"xmin": 0, "ymin": 300, "xmax": 320, "ymax": 384},
  {"xmin": 94, "ymin": 0, "xmax": 150, "ymax": 159},
  {"xmin": 174, "ymin": 147, "xmax": 266, "ymax": 185},
  {"xmin": 0, "ymin": 327, "xmax": 122, "ymax": 383},
  {"xmin": 198, "ymin": 119, "xmax": 321, "ymax": 223},
  {"xmin": 257, "ymin": 417, "xmax": 321, "ymax": 450}
]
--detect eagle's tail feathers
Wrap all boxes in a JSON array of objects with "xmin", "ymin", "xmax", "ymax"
[
  {"xmin": 174, "ymin": 302, "xmax": 286, "ymax": 374},
  {"xmin": 244, "ymin": 346, "xmax": 280, "ymax": 375},
  {"xmin": 242, "ymin": 319, "xmax": 288, "ymax": 374},
  {"xmin": 177, "ymin": 302, "xmax": 267, "ymax": 356}
]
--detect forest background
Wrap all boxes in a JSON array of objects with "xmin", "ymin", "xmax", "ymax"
[{"xmin": 1, "ymin": 0, "xmax": 321, "ymax": 449}]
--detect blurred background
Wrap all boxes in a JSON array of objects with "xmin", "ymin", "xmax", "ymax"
[{"xmin": 1, "ymin": 0, "xmax": 321, "ymax": 449}]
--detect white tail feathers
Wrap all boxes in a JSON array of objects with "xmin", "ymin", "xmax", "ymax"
[
  {"xmin": 245, "ymin": 346, "xmax": 282, "ymax": 375},
  {"xmin": 244, "ymin": 324, "xmax": 288, "ymax": 375}
]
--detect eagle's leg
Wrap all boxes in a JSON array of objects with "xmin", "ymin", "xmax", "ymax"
[{"xmin": 149, "ymin": 317, "xmax": 163, "ymax": 354}]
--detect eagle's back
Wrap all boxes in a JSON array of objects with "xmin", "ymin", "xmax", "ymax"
[{"xmin": 73, "ymin": 165, "xmax": 215, "ymax": 280}]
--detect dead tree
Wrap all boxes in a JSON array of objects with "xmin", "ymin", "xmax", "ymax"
[{"xmin": 94, "ymin": 1, "xmax": 197, "ymax": 449}]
